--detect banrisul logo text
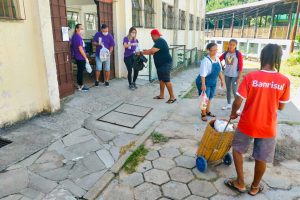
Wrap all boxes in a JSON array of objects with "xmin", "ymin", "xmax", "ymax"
[{"xmin": 252, "ymin": 80, "xmax": 285, "ymax": 91}]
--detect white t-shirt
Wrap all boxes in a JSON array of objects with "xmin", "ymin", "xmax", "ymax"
[{"xmin": 199, "ymin": 56, "xmax": 222, "ymax": 77}]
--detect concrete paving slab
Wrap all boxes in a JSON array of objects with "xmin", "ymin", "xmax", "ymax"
[
  {"xmin": 75, "ymin": 170, "xmax": 106, "ymax": 191},
  {"xmin": 0, "ymin": 168, "xmax": 29, "ymax": 198},
  {"xmin": 0, "ymin": 194, "xmax": 23, "ymax": 200},
  {"xmin": 28, "ymin": 172, "xmax": 57, "ymax": 194},
  {"xmin": 98, "ymin": 111, "xmax": 142, "ymax": 128},
  {"xmin": 65, "ymin": 139, "xmax": 103, "ymax": 157},
  {"xmin": 20, "ymin": 188, "xmax": 45, "ymax": 200},
  {"xmin": 62, "ymin": 128, "xmax": 94, "ymax": 147},
  {"xmin": 59, "ymin": 179, "xmax": 86, "ymax": 197},
  {"xmin": 134, "ymin": 183, "xmax": 161, "ymax": 200},
  {"xmin": 43, "ymin": 188, "xmax": 76, "ymax": 200},
  {"xmin": 162, "ymin": 181, "xmax": 191, "ymax": 200},
  {"xmin": 82, "ymin": 152, "xmax": 106, "ymax": 172},
  {"xmin": 114, "ymin": 103, "xmax": 152, "ymax": 117}
]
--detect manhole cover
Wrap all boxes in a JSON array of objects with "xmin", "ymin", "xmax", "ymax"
[
  {"xmin": 98, "ymin": 103, "xmax": 152, "ymax": 128},
  {"xmin": 0, "ymin": 138, "xmax": 12, "ymax": 148}
]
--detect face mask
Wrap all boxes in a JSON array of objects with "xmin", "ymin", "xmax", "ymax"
[{"xmin": 102, "ymin": 32, "xmax": 108, "ymax": 36}]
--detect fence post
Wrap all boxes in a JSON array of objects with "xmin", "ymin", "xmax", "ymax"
[
  {"xmin": 183, "ymin": 45, "xmax": 186, "ymax": 67},
  {"xmin": 149, "ymin": 55, "xmax": 152, "ymax": 82}
]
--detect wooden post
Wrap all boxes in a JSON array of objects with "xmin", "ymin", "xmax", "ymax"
[
  {"xmin": 264, "ymin": 15, "xmax": 268, "ymax": 27},
  {"xmin": 287, "ymin": 0, "xmax": 295, "ymax": 39},
  {"xmin": 254, "ymin": 9, "xmax": 259, "ymax": 38},
  {"xmin": 231, "ymin": 13, "xmax": 235, "ymax": 37},
  {"xmin": 222, "ymin": 17, "xmax": 225, "ymax": 37},
  {"xmin": 241, "ymin": 12, "xmax": 245, "ymax": 38},
  {"xmin": 290, "ymin": 0, "xmax": 300, "ymax": 53},
  {"xmin": 269, "ymin": 5, "xmax": 275, "ymax": 39}
]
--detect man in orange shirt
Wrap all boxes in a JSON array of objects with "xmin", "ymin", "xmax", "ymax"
[{"xmin": 224, "ymin": 44, "xmax": 290, "ymax": 196}]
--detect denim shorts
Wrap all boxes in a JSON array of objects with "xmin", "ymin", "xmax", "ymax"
[
  {"xmin": 157, "ymin": 63, "xmax": 172, "ymax": 82},
  {"xmin": 232, "ymin": 129, "xmax": 276, "ymax": 163},
  {"xmin": 96, "ymin": 56, "xmax": 110, "ymax": 71},
  {"xmin": 196, "ymin": 76, "xmax": 216, "ymax": 100}
]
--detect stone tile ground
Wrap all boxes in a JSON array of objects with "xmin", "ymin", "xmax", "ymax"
[
  {"xmin": 0, "ymin": 68, "xmax": 199, "ymax": 200},
  {"xmin": 1, "ymin": 66, "xmax": 300, "ymax": 200},
  {"xmin": 98, "ymin": 81, "xmax": 300, "ymax": 199}
]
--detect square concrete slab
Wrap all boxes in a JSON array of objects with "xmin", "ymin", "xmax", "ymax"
[
  {"xmin": 98, "ymin": 111, "xmax": 142, "ymax": 128},
  {"xmin": 114, "ymin": 104, "xmax": 152, "ymax": 117}
]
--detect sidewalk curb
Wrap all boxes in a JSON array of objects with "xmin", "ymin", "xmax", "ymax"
[{"xmin": 83, "ymin": 121, "xmax": 159, "ymax": 200}]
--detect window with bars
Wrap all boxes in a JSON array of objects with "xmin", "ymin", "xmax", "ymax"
[
  {"xmin": 85, "ymin": 13, "xmax": 96, "ymax": 30},
  {"xmin": 144, "ymin": 0, "xmax": 155, "ymax": 28},
  {"xmin": 67, "ymin": 11, "xmax": 79, "ymax": 29},
  {"xmin": 132, "ymin": 0, "xmax": 142, "ymax": 27},
  {"xmin": 179, "ymin": 10, "xmax": 186, "ymax": 30},
  {"xmin": 201, "ymin": 18, "xmax": 205, "ymax": 31},
  {"xmin": 0, "ymin": 0, "xmax": 19, "ymax": 19},
  {"xmin": 189, "ymin": 14, "xmax": 194, "ymax": 30},
  {"xmin": 162, "ymin": 2, "xmax": 167, "ymax": 29},
  {"xmin": 196, "ymin": 17, "xmax": 200, "ymax": 31},
  {"xmin": 167, "ymin": 5, "xmax": 174, "ymax": 29}
]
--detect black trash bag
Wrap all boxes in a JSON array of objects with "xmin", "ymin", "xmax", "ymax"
[{"xmin": 133, "ymin": 54, "xmax": 148, "ymax": 71}]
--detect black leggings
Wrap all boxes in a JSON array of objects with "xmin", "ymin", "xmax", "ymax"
[
  {"xmin": 124, "ymin": 55, "xmax": 139, "ymax": 85},
  {"xmin": 76, "ymin": 60, "xmax": 86, "ymax": 86}
]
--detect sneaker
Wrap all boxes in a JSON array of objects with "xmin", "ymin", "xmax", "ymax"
[
  {"xmin": 81, "ymin": 86, "xmax": 89, "ymax": 92},
  {"xmin": 222, "ymin": 104, "xmax": 232, "ymax": 110},
  {"xmin": 129, "ymin": 84, "xmax": 135, "ymax": 90},
  {"xmin": 105, "ymin": 82, "xmax": 109, "ymax": 87},
  {"xmin": 133, "ymin": 82, "xmax": 138, "ymax": 89},
  {"xmin": 95, "ymin": 81, "xmax": 99, "ymax": 87}
]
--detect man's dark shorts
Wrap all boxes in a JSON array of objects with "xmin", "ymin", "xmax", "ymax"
[
  {"xmin": 232, "ymin": 129, "xmax": 276, "ymax": 163},
  {"xmin": 157, "ymin": 62, "xmax": 172, "ymax": 83}
]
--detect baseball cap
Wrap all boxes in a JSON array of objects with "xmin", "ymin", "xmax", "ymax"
[{"xmin": 150, "ymin": 29, "xmax": 162, "ymax": 36}]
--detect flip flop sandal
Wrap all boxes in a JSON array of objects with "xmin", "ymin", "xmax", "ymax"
[
  {"xmin": 153, "ymin": 96, "xmax": 164, "ymax": 99},
  {"xmin": 248, "ymin": 184, "xmax": 264, "ymax": 196},
  {"xmin": 166, "ymin": 99, "xmax": 177, "ymax": 104},
  {"xmin": 201, "ymin": 114, "xmax": 208, "ymax": 122},
  {"xmin": 224, "ymin": 179, "xmax": 247, "ymax": 193},
  {"xmin": 207, "ymin": 112, "xmax": 216, "ymax": 117}
]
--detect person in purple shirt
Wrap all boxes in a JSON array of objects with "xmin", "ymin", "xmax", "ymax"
[
  {"xmin": 92, "ymin": 24, "xmax": 115, "ymax": 87},
  {"xmin": 70, "ymin": 24, "xmax": 89, "ymax": 91},
  {"xmin": 123, "ymin": 27, "xmax": 139, "ymax": 90}
]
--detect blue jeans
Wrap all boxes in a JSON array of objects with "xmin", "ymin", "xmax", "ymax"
[
  {"xmin": 196, "ymin": 76, "xmax": 216, "ymax": 100},
  {"xmin": 96, "ymin": 56, "xmax": 110, "ymax": 71}
]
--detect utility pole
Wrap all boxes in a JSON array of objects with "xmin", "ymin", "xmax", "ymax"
[{"xmin": 290, "ymin": 0, "xmax": 300, "ymax": 53}]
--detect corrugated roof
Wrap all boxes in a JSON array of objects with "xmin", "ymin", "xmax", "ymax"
[{"xmin": 206, "ymin": 0, "xmax": 285, "ymax": 16}]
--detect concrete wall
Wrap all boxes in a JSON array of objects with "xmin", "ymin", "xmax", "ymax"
[
  {"xmin": 0, "ymin": 0, "xmax": 60, "ymax": 127},
  {"xmin": 113, "ymin": 0, "xmax": 205, "ymax": 78}
]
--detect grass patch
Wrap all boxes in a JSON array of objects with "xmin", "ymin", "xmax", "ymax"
[
  {"xmin": 281, "ymin": 62, "xmax": 300, "ymax": 92},
  {"xmin": 278, "ymin": 121, "xmax": 300, "ymax": 126},
  {"xmin": 151, "ymin": 132, "xmax": 169, "ymax": 143},
  {"xmin": 123, "ymin": 145, "xmax": 149, "ymax": 174},
  {"xmin": 183, "ymin": 82, "xmax": 198, "ymax": 99},
  {"xmin": 119, "ymin": 141, "xmax": 136, "ymax": 157}
]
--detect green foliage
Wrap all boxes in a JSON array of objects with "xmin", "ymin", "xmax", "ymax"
[
  {"xmin": 206, "ymin": 0, "xmax": 258, "ymax": 12},
  {"xmin": 287, "ymin": 51, "xmax": 300, "ymax": 67},
  {"xmin": 123, "ymin": 145, "xmax": 149, "ymax": 174},
  {"xmin": 151, "ymin": 132, "xmax": 169, "ymax": 143}
]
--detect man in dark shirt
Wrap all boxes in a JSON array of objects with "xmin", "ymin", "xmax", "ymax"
[{"xmin": 142, "ymin": 29, "xmax": 176, "ymax": 104}]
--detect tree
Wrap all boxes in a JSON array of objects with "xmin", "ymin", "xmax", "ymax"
[{"xmin": 206, "ymin": 0, "xmax": 259, "ymax": 12}]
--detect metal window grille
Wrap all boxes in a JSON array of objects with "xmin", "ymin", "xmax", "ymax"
[
  {"xmin": 132, "ymin": 0, "xmax": 142, "ymax": 27},
  {"xmin": 67, "ymin": 11, "xmax": 79, "ymax": 29},
  {"xmin": 196, "ymin": 17, "xmax": 200, "ymax": 30},
  {"xmin": 162, "ymin": 2, "xmax": 167, "ymax": 29},
  {"xmin": 85, "ymin": 13, "xmax": 96, "ymax": 30},
  {"xmin": 179, "ymin": 10, "xmax": 186, "ymax": 30},
  {"xmin": 189, "ymin": 14, "xmax": 194, "ymax": 30},
  {"xmin": 0, "ymin": 0, "xmax": 18, "ymax": 19},
  {"xmin": 167, "ymin": 5, "xmax": 174, "ymax": 29},
  {"xmin": 144, "ymin": 0, "xmax": 155, "ymax": 28}
]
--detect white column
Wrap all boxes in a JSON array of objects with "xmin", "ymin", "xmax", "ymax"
[
  {"xmin": 113, "ymin": 0, "xmax": 130, "ymax": 78},
  {"xmin": 37, "ymin": 0, "xmax": 60, "ymax": 112}
]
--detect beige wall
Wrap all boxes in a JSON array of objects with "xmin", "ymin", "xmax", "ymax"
[{"xmin": 0, "ymin": 0, "xmax": 59, "ymax": 127}]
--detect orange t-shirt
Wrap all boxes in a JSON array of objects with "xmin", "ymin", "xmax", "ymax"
[{"xmin": 237, "ymin": 70, "xmax": 290, "ymax": 138}]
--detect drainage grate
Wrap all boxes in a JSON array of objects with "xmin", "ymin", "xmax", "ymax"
[
  {"xmin": 0, "ymin": 138, "xmax": 12, "ymax": 148},
  {"xmin": 98, "ymin": 103, "xmax": 152, "ymax": 129}
]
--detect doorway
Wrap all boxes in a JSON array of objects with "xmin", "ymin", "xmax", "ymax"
[{"xmin": 50, "ymin": 0, "xmax": 116, "ymax": 97}]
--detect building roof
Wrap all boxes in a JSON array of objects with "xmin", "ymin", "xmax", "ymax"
[{"xmin": 206, "ymin": 0, "xmax": 285, "ymax": 16}]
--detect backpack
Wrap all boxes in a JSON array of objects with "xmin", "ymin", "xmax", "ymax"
[
  {"xmin": 223, "ymin": 50, "xmax": 241, "ymax": 71},
  {"xmin": 133, "ymin": 55, "xmax": 148, "ymax": 71}
]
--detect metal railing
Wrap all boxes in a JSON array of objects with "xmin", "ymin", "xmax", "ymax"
[{"xmin": 139, "ymin": 45, "xmax": 200, "ymax": 82}]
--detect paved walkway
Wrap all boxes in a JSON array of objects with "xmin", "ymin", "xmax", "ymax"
[
  {"xmin": 0, "ymin": 67, "xmax": 198, "ymax": 200},
  {"xmin": 98, "ymin": 82, "xmax": 300, "ymax": 199}
]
